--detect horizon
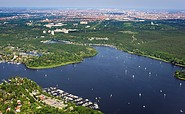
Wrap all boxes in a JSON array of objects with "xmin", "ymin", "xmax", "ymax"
[
  {"xmin": 0, "ymin": 7, "xmax": 185, "ymax": 11},
  {"xmin": 0, "ymin": 0, "xmax": 185, "ymax": 10}
]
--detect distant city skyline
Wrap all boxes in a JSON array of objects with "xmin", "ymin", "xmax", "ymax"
[{"xmin": 0, "ymin": 0, "xmax": 185, "ymax": 10}]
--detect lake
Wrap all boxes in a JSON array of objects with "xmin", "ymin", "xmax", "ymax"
[{"xmin": 0, "ymin": 46, "xmax": 184, "ymax": 114}]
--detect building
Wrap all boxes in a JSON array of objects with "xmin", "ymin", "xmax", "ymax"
[
  {"xmin": 44, "ymin": 23, "xmax": 67, "ymax": 28},
  {"xmin": 6, "ymin": 107, "xmax": 11, "ymax": 112},
  {"xmin": 39, "ymin": 95, "xmax": 45, "ymax": 100},
  {"xmin": 54, "ymin": 28, "xmax": 78, "ymax": 34},
  {"xmin": 17, "ymin": 100, "xmax": 21, "ymax": 105},
  {"xmin": 151, "ymin": 22, "xmax": 154, "ymax": 25},
  {"xmin": 15, "ymin": 107, "xmax": 21, "ymax": 113},
  {"xmin": 51, "ymin": 31, "xmax": 55, "ymax": 35},
  {"xmin": 73, "ymin": 23, "xmax": 78, "ymax": 26},
  {"xmin": 80, "ymin": 21, "xmax": 88, "ymax": 25},
  {"xmin": 45, "ymin": 23, "xmax": 54, "ymax": 28},
  {"xmin": 54, "ymin": 29, "xmax": 69, "ymax": 34},
  {"xmin": 43, "ymin": 31, "xmax": 46, "ymax": 34},
  {"xmin": 85, "ymin": 25, "xmax": 90, "ymax": 28}
]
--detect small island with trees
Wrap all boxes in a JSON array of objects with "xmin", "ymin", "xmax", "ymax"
[{"xmin": 174, "ymin": 70, "xmax": 185, "ymax": 80}]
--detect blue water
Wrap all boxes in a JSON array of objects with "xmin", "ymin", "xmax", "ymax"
[{"xmin": 0, "ymin": 46, "xmax": 184, "ymax": 114}]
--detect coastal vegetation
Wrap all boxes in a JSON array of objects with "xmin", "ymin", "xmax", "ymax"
[
  {"xmin": 0, "ymin": 77, "xmax": 102, "ymax": 114},
  {"xmin": 65, "ymin": 20, "xmax": 185, "ymax": 67},
  {"xmin": 175, "ymin": 70, "xmax": 185, "ymax": 80}
]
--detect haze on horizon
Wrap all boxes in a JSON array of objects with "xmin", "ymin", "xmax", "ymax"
[{"xmin": 0, "ymin": 0, "xmax": 185, "ymax": 10}]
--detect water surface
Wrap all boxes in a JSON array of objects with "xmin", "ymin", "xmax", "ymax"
[{"xmin": 0, "ymin": 46, "xmax": 184, "ymax": 114}]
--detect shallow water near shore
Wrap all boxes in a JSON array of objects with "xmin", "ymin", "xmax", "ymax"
[{"xmin": 0, "ymin": 46, "xmax": 185, "ymax": 114}]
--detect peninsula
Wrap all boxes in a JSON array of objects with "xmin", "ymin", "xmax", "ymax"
[
  {"xmin": 175, "ymin": 70, "xmax": 185, "ymax": 80},
  {"xmin": 0, "ymin": 77, "xmax": 102, "ymax": 114}
]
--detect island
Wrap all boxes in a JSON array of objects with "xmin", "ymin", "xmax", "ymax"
[
  {"xmin": 175, "ymin": 70, "xmax": 185, "ymax": 80},
  {"xmin": 0, "ymin": 77, "xmax": 102, "ymax": 114}
]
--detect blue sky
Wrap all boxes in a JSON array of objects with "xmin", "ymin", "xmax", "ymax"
[{"xmin": 0, "ymin": 0, "xmax": 185, "ymax": 9}]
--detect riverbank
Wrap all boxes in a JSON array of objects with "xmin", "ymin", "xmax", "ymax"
[
  {"xmin": 126, "ymin": 50, "xmax": 185, "ymax": 68},
  {"xmin": 174, "ymin": 70, "xmax": 185, "ymax": 80},
  {"xmin": 26, "ymin": 61, "xmax": 82, "ymax": 69},
  {"xmin": 109, "ymin": 45, "xmax": 185, "ymax": 68},
  {"xmin": 90, "ymin": 44, "xmax": 185, "ymax": 68}
]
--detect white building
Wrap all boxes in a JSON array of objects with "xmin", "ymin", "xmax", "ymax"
[
  {"xmin": 73, "ymin": 23, "xmax": 78, "ymax": 26},
  {"xmin": 51, "ymin": 31, "xmax": 55, "ymax": 35},
  {"xmin": 54, "ymin": 28, "xmax": 77, "ymax": 34},
  {"xmin": 45, "ymin": 23, "xmax": 54, "ymax": 28},
  {"xmin": 54, "ymin": 29, "xmax": 68, "ymax": 34},
  {"xmin": 80, "ymin": 21, "xmax": 88, "ymax": 25},
  {"xmin": 44, "ymin": 23, "xmax": 67, "ymax": 28},
  {"xmin": 43, "ymin": 31, "xmax": 46, "ymax": 34},
  {"xmin": 151, "ymin": 22, "xmax": 154, "ymax": 25},
  {"xmin": 85, "ymin": 25, "xmax": 90, "ymax": 28}
]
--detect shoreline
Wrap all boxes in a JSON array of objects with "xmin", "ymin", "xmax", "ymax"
[
  {"xmin": 174, "ymin": 70, "xmax": 185, "ymax": 81},
  {"xmin": 113, "ymin": 46, "xmax": 185, "ymax": 68},
  {"xmin": 174, "ymin": 77, "xmax": 185, "ymax": 81},
  {"xmin": 91, "ymin": 44, "xmax": 185, "ymax": 68},
  {"xmin": 127, "ymin": 51, "xmax": 185, "ymax": 68},
  {"xmin": 25, "ymin": 51, "xmax": 98, "ymax": 69},
  {"xmin": 26, "ymin": 61, "xmax": 82, "ymax": 69},
  {"xmin": 1, "ymin": 44, "xmax": 184, "ymax": 69}
]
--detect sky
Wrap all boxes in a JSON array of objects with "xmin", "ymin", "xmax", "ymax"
[{"xmin": 0, "ymin": 0, "xmax": 185, "ymax": 10}]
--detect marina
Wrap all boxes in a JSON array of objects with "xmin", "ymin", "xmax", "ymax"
[{"xmin": 43, "ymin": 87, "xmax": 99, "ymax": 110}]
